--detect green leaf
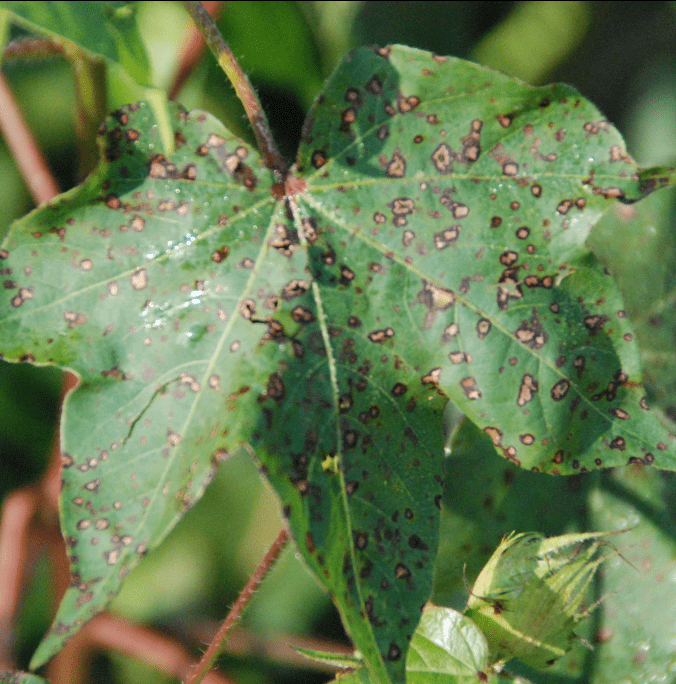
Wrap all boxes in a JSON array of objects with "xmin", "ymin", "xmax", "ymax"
[
  {"xmin": 0, "ymin": 673, "xmax": 49, "ymax": 684},
  {"xmin": 0, "ymin": 1, "xmax": 149, "ymax": 85},
  {"xmin": 407, "ymin": 605, "xmax": 490, "ymax": 683},
  {"xmin": 315, "ymin": 605, "xmax": 491, "ymax": 684},
  {"xmin": 465, "ymin": 531, "xmax": 618, "ymax": 669},
  {"xmin": 580, "ymin": 466, "xmax": 676, "ymax": 684},
  {"xmin": 2, "ymin": 44, "xmax": 676, "ymax": 682}
]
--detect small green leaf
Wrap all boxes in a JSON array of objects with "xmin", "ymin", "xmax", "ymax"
[
  {"xmin": 0, "ymin": 1, "xmax": 150, "ymax": 84},
  {"xmin": 465, "ymin": 531, "xmax": 619, "ymax": 669},
  {"xmin": 407, "ymin": 605, "xmax": 490, "ymax": 683},
  {"xmin": 318, "ymin": 605, "xmax": 492, "ymax": 684}
]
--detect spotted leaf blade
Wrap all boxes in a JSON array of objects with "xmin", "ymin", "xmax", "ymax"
[
  {"xmin": 0, "ymin": 101, "xmax": 293, "ymax": 667},
  {"xmin": 251, "ymin": 293, "xmax": 446, "ymax": 683},
  {"xmin": 295, "ymin": 45, "xmax": 676, "ymax": 474}
]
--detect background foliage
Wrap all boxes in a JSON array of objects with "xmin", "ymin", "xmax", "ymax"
[{"xmin": 2, "ymin": 2, "xmax": 676, "ymax": 683}]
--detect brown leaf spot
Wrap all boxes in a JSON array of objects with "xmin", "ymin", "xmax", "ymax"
[
  {"xmin": 557, "ymin": 199, "xmax": 574, "ymax": 214},
  {"xmin": 551, "ymin": 379, "xmax": 570, "ymax": 401},
  {"xmin": 211, "ymin": 246, "xmax": 229, "ymax": 263},
  {"xmin": 281, "ymin": 279, "xmax": 310, "ymax": 300},
  {"xmin": 84, "ymin": 478, "xmax": 101, "ymax": 493},
  {"xmin": 421, "ymin": 367, "xmax": 442, "ymax": 385},
  {"xmin": 432, "ymin": 143, "xmax": 455, "ymax": 174},
  {"xmin": 105, "ymin": 194, "xmax": 121, "ymax": 209},
  {"xmin": 395, "ymin": 563, "xmax": 411, "ymax": 579},
  {"xmin": 311, "ymin": 150, "xmax": 327, "ymax": 169},
  {"xmin": 397, "ymin": 92, "xmax": 420, "ymax": 113},
  {"xmin": 497, "ymin": 114, "xmax": 514, "ymax": 128},
  {"xmin": 392, "ymin": 382, "xmax": 407, "ymax": 397},
  {"xmin": 441, "ymin": 323, "xmax": 459, "ymax": 343},
  {"xmin": 434, "ymin": 226, "xmax": 460, "ymax": 248},
  {"xmin": 408, "ymin": 534, "xmax": 429, "ymax": 550},
  {"xmin": 368, "ymin": 327, "xmax": 394, "ymax": 343},
  {"xmin": 63, "ymin": 311, "xmax": 88, "ymax": 328},
  {"xmin": 291, "ymin": 306, "xmax": 315, "ymax": 324},
  {"xmin": 517, "ymin": 374, "xmax": 538, "ymax": 406},
  {"xmin": 365, "ymin": 75, "xmax": 383, "ymax": 95},
  {"xmin": 104, "ymin": 549, "xmax": 120, "ymax": 565},
  {"xmin": 609, "ymin": 407, "xmax": 630, "ymax": 420},
  {"xmin": 485, "ymin": 427, "xmax": 503, "ymax": 446},
  {"xmin": 130, "ymin": 268, "xmax": 148, "ymax": 290},
  {"xmin": 417, "ymin": 280, "xmax": 456, "ymax": 311},
  {"xmin": 460, "ymin": 376, "xmax": 481, "ymax": 400},
  {"xmin": 386, "ymin": 642, "xmax": 402, "ymax": 661},
  {"xmin": 609, "ymin": 437, "xmax": 626, "ymax": 450},
  {"xmin": 584, "ymin": 315, "xmax": 609, "ymax": 334},
  {"xmin": 354, "ymin": 531, "xmax": 369, "ymax": 550},
  {"xmin": 476, "ymin": 319, "xmax": 491, "ymax": 339},
  {"xmin": 337, "ymin": 265, "xmax": 355, "ymax": 286},
  {"xmin": 385, "ymin": 150, "xmax": 406, "ymax": 178}
]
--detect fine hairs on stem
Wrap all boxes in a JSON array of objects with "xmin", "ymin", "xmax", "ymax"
[
  {"xmin": 181, "ymin": 0, "xmax": 288, "ymax": 175},
  {"xmin": 185, "ymin": 528, "xmax": 290, "ymax": 684}
]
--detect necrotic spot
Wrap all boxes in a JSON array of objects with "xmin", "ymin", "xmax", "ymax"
[
  {"xmin": 408, "ymin": 534, "xmax": 429, "ymax": 550},
  {"xmin": 392, "ymin": 382, "xmax": 407, "ymax": 397}
]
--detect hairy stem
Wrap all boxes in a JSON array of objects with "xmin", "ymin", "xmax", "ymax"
[
  {"xmin": 181, "ymin": 0, "xmax": 288, "ymax": 175},
  {"xmin": 185, "ymin": 527, "xmax": 290, "ymax": 684}
]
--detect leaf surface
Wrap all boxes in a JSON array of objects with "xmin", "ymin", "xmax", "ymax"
[
  {"xmin": 293, "ymin": 46, "xmax": 676, "ymax": 476},
  {"xmin": 407, "ymin": 605, "xmax": 489, "ymax": 682},
  {"xmin": 1, "ymin": 45, "xmax": 675, "ymax": 681}
]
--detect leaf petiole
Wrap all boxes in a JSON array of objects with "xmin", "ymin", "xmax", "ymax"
[{"xmin": 181, "ymin": 0, "xmax": 288, "ymax": 175}]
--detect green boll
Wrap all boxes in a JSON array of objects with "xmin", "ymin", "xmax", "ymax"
[{"xmin": 465, "ymin": 531, "xmax": 620, "ymax": 669}]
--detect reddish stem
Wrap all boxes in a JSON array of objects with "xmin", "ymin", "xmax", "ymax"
[
  {"xmin": 2, "ymin": 38, "xmax": 64, "ymax": 60},
  {"xmin": 49, "ymin": 612, "xmax": 233, "ymax": 684},
  {"xmin": 185, "ymin": 527, "xmax": 291, "ymax": 684},
  {"xmin": 0, "ymin": 70, "xmax": 61, "ymax": 205},
  {"xmin": 181, "ymin": 0, "xmax": 288, "ymax": 175}
]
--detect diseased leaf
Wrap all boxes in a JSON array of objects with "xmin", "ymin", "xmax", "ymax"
[
  {"xmin": 0, "ymin": 1, "xmax": 150, "ymax": 84},
  {"xmin": 1, "ymin": 101, "xmax": 284, "ymax": 668},
  {"xmin": 1, "ymin": 44, "xmax": 676, "ymax": 683},
  {"xmin": 293, "ymin": 46, "xmax": 676, "ymax": 476}
]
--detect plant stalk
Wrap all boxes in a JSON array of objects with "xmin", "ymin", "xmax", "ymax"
[
  {"xmin": 181, "ymin": 1, "xmax": 288, "ymax": 175},
  {"xmin": 0, "ymin": 71, "xmax": 60, "ymax": 204},
  {"xmin": 185, "ymin": 527, "xmax": 290, "ymax": 684}
]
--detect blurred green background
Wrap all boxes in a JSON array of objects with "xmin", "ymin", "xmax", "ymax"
[{"xmin": 2, "ymin": 2, "xmax": 676, "ymax": 682}]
